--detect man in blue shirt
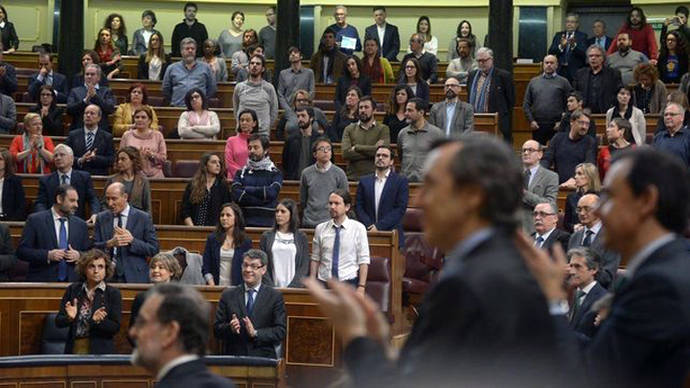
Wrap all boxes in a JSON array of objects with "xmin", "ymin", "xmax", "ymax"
[
  {"xmin": 327, "ymin": 6, "xmax": 361, "ymax": 55},
  {"xmin": 653, "ymin": 102, "xmax": 690, "ymax": 167},
  {"xmin": 163, "ymin": 37, "xmax": 216, "ymax": 107}
]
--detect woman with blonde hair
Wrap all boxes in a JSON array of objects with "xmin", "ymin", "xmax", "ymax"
[
  {"xmin": 9, "ymin": 113, "xmax": 54, "ymax": 173},
  {"xmin": 563, "ymin": 162, "xmax": 601, "ymax": 232}
]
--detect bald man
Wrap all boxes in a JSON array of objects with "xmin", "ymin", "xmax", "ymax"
[
  {"xmin": 522, "ymin": 55, "xmax": 573, "ymax": 145},
  {"xmin": 521, "ymin": 140, "xmax": 558, "ymax": 234}
]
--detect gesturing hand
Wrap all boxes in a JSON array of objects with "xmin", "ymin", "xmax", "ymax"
[
  {"xmin": 92, "ymin": 307, "xmax": 108, "ymax": 323},
  {"xmin": 243, "ymin": 317, "xmax": 256, "ymax": 338},
  {"xmin": 65, "ymin": 298, "xmax": 78, "ymax": 320},
  {"xmin": 230, "ymin": 313, "xmax": 241, "ymax": 334}
]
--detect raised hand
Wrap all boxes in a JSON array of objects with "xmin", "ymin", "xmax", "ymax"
[
  {"xmin": 65, "ymin": 298, "xmax": 78, "ymax": 320},
  {"xmin": 230, "ymin": 313, "xmax": 241, "ymax": 334},
  {"xmin": 242, "ymin": 317, "xmax": 256, "ymax": 337},
  {"xmin": 92, "ymin": 306, "xmax": 108, "ymax": 323}
]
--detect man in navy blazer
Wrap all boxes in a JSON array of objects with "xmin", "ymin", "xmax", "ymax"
[
  {"xmin": 585, "ymin": 20, "xmax": 612, "ymax": 52},
  {"xmin": 64, "ymin": 104, "xmax": 114, "ymax": 176},
  {"xmin": 27, "ymin": 51, "xmax": 68, "ymax": 103},
  {"xmin": 66, "ymin": 64, "xmax": 116, "ymax": 131},
  {"xmin": 34, "ymin": 144, "xmax": 100, "ymax": 221},
  {"xmin": 566, "ymin": 247, "xmax": 607, "ymax": 338},
  {"xmin": 547, "ymin": 13, "xmax": 588, "ymax": 82},
  {"xmin": 0, "ymin": 48, "xmax": 17, "ymax": 97},
  {"xmin": 364, "ymin": 7, "xmax": 400, "ymax": 62},
  {"xmin": 17, "ymin": 185, "xmax": 91, "ymax": 282},
  {"xmin": 94, "ymin": 182, "xmax": 159, "ymax": 283},
  {"xmin": 355, "ymin": 145, "xmax": 409, "ymax": 248}
]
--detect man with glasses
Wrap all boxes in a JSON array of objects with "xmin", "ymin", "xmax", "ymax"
[
  {"xmin": 399, "ymin": 33, "xmax": 438, "ymax": 84},
  {"xmin": 653, "ymin": 102, "xmax": 690, "ymax": 167},
  {"xmin": 429, "ymin": 76, "xmax": 474, "ymax": 137},
  {"xmin": 521, "ymin": 140, "xmax": 558, "ymax": 234},
  {"xmin": 573, "ymin": 45, "xmax": 622, "ymax": 113},
  {"xmin": 300, "ymin": 137, "xmax": 348, "ymax": 228},
  {"xmin": 214, "ymin": 249, "xmax": 286, "ymax": 357},
  {"xmin": 355, "ymin": 145, "xmax": 408, "ymax": 248},
  {"xmin": 541, "ymin": 109, "xmax": 597, "ymax": 184},
  {"xmin": 532, "ymin": 202, "xmax": 569, "ymax": 252},
  {"xmin": 523, "ymin": 55, "xmax": 572, "ymax": 145},
  {"xmin": 567, "ymin": 193, "xmax": 620, "ymax": 289}
]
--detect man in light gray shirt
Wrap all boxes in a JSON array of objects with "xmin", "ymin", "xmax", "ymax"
[
  {"xmin": 163, "ymin": 37, "xmax": 217, "ymax": 107},
  {"xmin": 300, "ymin": 137, "xmax": 348, "ymax": 228},
  {"xmin": 233, "ymin": 54, "xmax": 279, "ymax": 136},
  {"xmin": 606, "ymin": 32, "xmax": 648, "ymax": 86},
  {"xmin": 429, "ymin": 76, "xmax": 474, "ymax": 137},
  {"xmin": 277, "ymin": 46, "xmax": 315, "ymax": 109},
  {"xmin": 397, "ymin": 98, "xmax": 444, "ymax": 182}
]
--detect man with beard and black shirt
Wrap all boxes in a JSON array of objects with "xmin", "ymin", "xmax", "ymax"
[
  {"xmin": 170, "ymin": 2, "xmax": 208, "ymax": 57},
  {"xmin": 311, "ymin": 28, "xmax": 348, "ymax": 84},
  {"xmin": 429, "ymin": 76, "xmax": 474, "ymax": 137},
  {"xmin": 283, "ymin": 107, "xmax": 321, "ymax": 180}
]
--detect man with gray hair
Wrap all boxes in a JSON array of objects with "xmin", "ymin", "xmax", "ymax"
[
  {"xmin": 66, "ymin": 63, "xmax": 116, "ymax": 130},
  {"xmin": 547, "ymin": 13, "xmax": 588, "ymax": 82},
  {"xmin": 653, "ymin": 102, "xmax": 690, "ymax": 168},
  {"xmin": 572, "ymin": 44, "xmax": 622, "ymax": 114},
  {"xmin": 399, "ymin": 33, "xmax": 438, "ymax": 83},
  {"xmin": 214, "ymin": 249, "xmax": 286, "ymax": 358},
  {"xmin": 566, "ymin": 247, "xmax": 606, "ymax": 338},
  {"xmin": 327, "ymin": 5, "xmax": 361, "ymax": 55},
  {"xmin": 130, "ymin": 283, "xmax": 234, "ymax": 387},
  {"xmin": 532, "ymin": 202, "xmax": 570, "ymax": 252},
  {"xmin": 163, "ymin": 37, "xmax": 217, "ymax": 107}
]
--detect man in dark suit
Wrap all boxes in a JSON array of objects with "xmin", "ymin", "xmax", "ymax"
[
  {"xmin": 66, "ymin": 63, "xmax": 116, "ymax": 130},
  {"xmin": 355, "ymin": 145, "xmax": 408, "ymax": 248},
  {"xmin": 364, "ymin": 6, "xmax": 400, "ymax": 62},
  {"xmin": 34, "ymin": 144, "xmax": 101, "ymax": 221},
  {"xmin": 532, "ymin": 202, "xmax": 570, "ymax": 252},
  {"xmin": 129, "ymin": 283, "xmax": 235, "ymax": 387},
  {"xmin": 523, "ymin": 148, "xmax": 690, "ymax": 387},
  {"xmin": 64, "ymin": 104, "xmax": 114, "ymax": 176},
  {"xmin": 467, "ymin": 47, "xmax": 515, "ymax": 143},
  {"xmin": 27, "ymin": 51, "xmax": 68, "ymax": 103},
  {"xmin": 566, "ymin": 247, "xmax": 606, "ymax": 338},
  {"xmin": 567, "ymin": 193, "xmax": 620, "ymax": 290},
  {"xmin": 0, "ymin": 47, "xmax": 17, "ymax": 97},
  {"xmin": 586, "ymin": 19, "xmax": 612, "ymax": 51},
  {"xmin": 306, "ymin": 137, "xmax": 563, "ymax": 386},
  {"xmin": 17, "ymin": 184, "xmax": 91, "ymax": 282},
  {"xmin": 572, "ymin": 45, "xmax": 622, "ymax": 114},
  {"xmin": 214, "ymin": 249, "xmax": 286, "ymax": 358},
  {"xmin": 94, "ymin": 182, "xmax": 159, "ymax": 283},
  {"xmin": 547, "ymin": 13, "xmax": 588, "ymax": 82},
  {"xmin": 428, "ymin": 77, "xmax": 474, "ymax": 137},
  {"xmin": 521, "ymin": 140, "xmax": 559, "ymax": 233}
]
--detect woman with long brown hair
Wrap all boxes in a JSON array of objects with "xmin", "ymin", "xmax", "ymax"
[
  {"xmin": 182, "ymin": 153, "xmax": 231, "ymax": 226},
  {"xmin": 202, "ymin": 203, "xmax": 252, "ymax": 286},
  {"xmin": 137, "ymin": 31, "xmax": 170, "ymax": 81},
  {"xmin": 94, "ymin": 28, "xmax": 122, "ymax": 80},
  {"xmin": 383, "ymin": 85, "xmax": 414, "ymax": 143},
  {"xmin": 104, "ymin": 146, "xmax": 151, "ymax": 214}
]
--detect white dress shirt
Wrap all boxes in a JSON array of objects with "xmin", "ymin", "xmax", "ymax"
[
  {"xmin": 374, "ymin": 169, "xmax": 390, "ymax": 221},
  {"xmin": 311, "ymin": 217, "xmax": 370, "ymax": 281},
  {"xmin": 51, "ymin": 207, "xmax": 69, "ymax": 245},
  {"xmin": 582, "ymin": 221, "xmax": 602, "ymax": 245},
  {"xmin": 377, "ymin": 23, "xmax": 387, "ymax": 48}
]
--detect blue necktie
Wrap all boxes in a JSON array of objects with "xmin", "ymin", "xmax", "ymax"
[
  {"xmin": 58, "ymin": 218, "xmax": 68, "ymax": 281},
  {"xmin": 331, "ymin": 225, "xmax": 341, "ymax": 280},
  {"xmin": 246, "ymin": 288, "xmax": 256, "ymax": 315},
  {"xmin": 61, "ymin": 174, "xmax": 68, "ymax": 185},
  {"xmin": 86, "ymin": 131, "xmax": 94, "ymax": 151},
  {"xmin": 535, "ymin": 236, "xmax": 544, "ymax": 248}
]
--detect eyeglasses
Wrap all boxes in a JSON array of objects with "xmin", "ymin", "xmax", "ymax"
[
  {"xmin": 444, "ymin": 84, "xmax": 461, "ymax": 88},
  {"xmin": 576, "ymin": 206, "xmax": 594, "ymax": 213},
  {"xmin": 316, "ymin": 146, "xmax": 332, "ymax": 153},
  {"xmin": 664, "ymin": 112, "xmax": 682, "ymax": 116},
  {"xmin": 521, "ymin": 148, "xmax": 540, "ymax": 153},
  {"xmin": 242, "ymin": 263, "xmax": 265, "ymax": 270},
  {"xmin": 533, "ymin": 211, "xmax": 556, "ymax": 217}
]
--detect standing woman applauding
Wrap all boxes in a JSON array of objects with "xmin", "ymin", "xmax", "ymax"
[{"xmin": 202, "ymin": 203, "xmax": 252, "ymax": 286}]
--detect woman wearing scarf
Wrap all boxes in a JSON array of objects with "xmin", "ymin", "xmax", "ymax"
[
  {"xmin": 361, "ymin": 37, "xmax": 394, "ymax": 84},
  {"xmin": 10, "ymin": 113, "xmax": 54, "ymax": 174}
]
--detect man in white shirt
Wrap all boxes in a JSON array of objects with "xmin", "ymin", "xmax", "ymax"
[
  {"xmin": 364, "ymin": 6, "xmax": 401, "ymax": 62},
  {"xmin": 311, "ymin": 189, "xmax": 370, "ymax": 294},
  {"xmin": 566, "ymin": 247, "xmax": 606, "ymax": 337},
  {"xmin": 130, "ymin": 283, "xmax": 234, "ymax": 387}
]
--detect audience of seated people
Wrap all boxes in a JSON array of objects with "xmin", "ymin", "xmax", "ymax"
[
  {"xmin": 182, "ymin": 153, "xmax": 231, "ymax": 226},
  {"xmin": 200, "ymin": 39, "xmax": 228, "ymax": 83},
  {"xmin": 119, "ymin": 106, "xmax": 167, "ymax": 179},
  {"xmin": 28, "ymin": 51, "xmax": 67, "ymax": 103},
  {"xmin": 341, "ymin": 96, "xmax": 390, "ymax": 180},
  {"xmin": 202, "ymin": 202, "xmax": 252, "ymax": 286},
  {"xmin": 225, "ymin": 108, "xmax": 257, "ymax": 179},
  {"xmin": 29, "ymin": 85, "xmax": 64, "ymax": 136},
  {"xmin": 104, "ymin": 146, "xmax": 152, "ymax": 214},
  {"xmin": 0, "ymin": 147, "xmax": 25, "ymax": 221},
  {"xmin": 177, "ymin": 88, "xmax": 220, "ymax": 139},
  {"xmin": 10, "ymin": 113, "xmax": 54, "ymax": 173},
  {"xmin": 276, "ymin": 89, "xmax": 328, "ymax": 141},
  {"xmin": 300, "ymin": 137, "xmax": 348, "ymax": 228},
  {"xmin": 136, "ymin": 31, "xmax": 170, "ymax": 81}
]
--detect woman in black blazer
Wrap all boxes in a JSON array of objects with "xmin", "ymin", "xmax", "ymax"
[
  {"xmin": 55, "ymin": 249, "xmax": 122, "ymax": 355},
  {"xmin": 0, "ymin": 6, "xmax": 19, "ymax": 52},
  {"xmin": 259, "ymin": 199, "xmax": 309, "ymax": 288},
  {"xmin": 334, "ymin": 55, "xmax": 372, "ymax": 111},
  {"xmin": 398, "ymin": 57, "xmax": 430, "ymax": 105},
  {"xmin": 137, "ymin": 31, "xmax": 171, "ymax": 81},
  {"xmin": 29, "ymin": 85, "xmax": 64, "ymax": 136},
  {"xmin": 181, "ymin": 153, "xmax": 232, "ymax": 226},
  {"xmin": 0, "ymin": 148, "xmax": 25, "ymax": 221},
  {"xmin": 202, "ymin": 202, "xmax": 252, "ymax": 286}
]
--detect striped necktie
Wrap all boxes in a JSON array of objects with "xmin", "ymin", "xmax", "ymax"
[{"xmin": 86, "ymin": 131, "xmax": 95, "ymax": 151}]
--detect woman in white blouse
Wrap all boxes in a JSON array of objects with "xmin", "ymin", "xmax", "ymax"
[
  {"xmin": 410, "ymin": 16, "xmax": 438, "ymax": 57},
  {"xmin": 605, "ymin": 85, "xmax": 646, "ymax": 145},
  {"xmin": 259, "ymin": 199, "xmax": 310, "ymax": 288},
  {"xmin": 178, "ymin": 88, "xmax": 221, "ymax": 139},
  {"xmin": 137, "ymin": 31, "xmax": 170, "ymax": 81}
]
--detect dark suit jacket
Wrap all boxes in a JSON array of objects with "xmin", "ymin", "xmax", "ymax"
[
  {"xmin": 0, "ymin": 223, "xmax": 15, "ymax": 281},
  {"xmin": 364, "ymin": 23, "xmax": 401, "ymax": 62},
  {"xmin": 467, "ymin": 67, "xmax": 515, "ymax": 140},
  {"xmin": 343, "ymin": 229, "xmax": 561, "ymax": 386},
  {"xmin": 202, "ymin": 234, "xmax": 252, "ymax": 286},
  {"xmin": 214, "ymin": 283, "xmax": 286, "ymax": 358},
  {"xmin": 259, "ymin": 229, "xmax": 310, "ymax": 288},
  {"xmin": 548, "ymin": 30, "xmax": 588, "ymax": 81},
  {"xmin": 0, "ymin": 61, "xmax": 17, "ymax": 97},
  {"xmin": 355, "ymin": 171, "xmax": 409, "ymax": 248},
  {"xmin": 54, "ymin": 282, "xmax": 122, "ymax": 354},
  {"xmin": 535, "ymin": 228, "xmax": 571, "ymax": 253},
  {"xmin": 66, "ymin": 85, "xmax": 116, "ymax": 130},
  {"xmin": 572, "ymin": 65, "xmax": 622, "ymax": 114},
  {"xmin": 65, "ymin": 128, "xmax": 114, "ymax": 176},
  {"xmin": 93, "ymin": 207, "xmax": 159, "ymax": 283},
  {"xmin": 1, "ymin": 174, "xmax": 25, "ymax": 221},
  {"xmin": 29, "ymin": 105, "xmax": 64, "ymax": 136},
  {"xmin": 137, "ymin": 53, "xmax": 171, "ymax": 81},
  {"xmin": 34, "ymin": 170, "xmax": 101, "ymax": 220},
  {"xmin": 28, "ymin": 72, "xmax": 68, "ymax": 103},
  {"xmin": 282, "ymin": 131, "xmax": 319, "ymax": 180},
  {"xmin": 568, "ymin": 228, "xmax": 621, "ymax": 290},
  {"xmin": 16, "ymin": 210, "xmax": 91, "ymax": 282},
  {"xmin": 586, "ymin": 35, "xmax": 612, "ymax": 51},
  {"xmin": 569, "ymin": 281, "xmax": 606, "ymax": 338},
  {"xmin": 156, "ymin": 358, "xmax": 235, "ymax": 388},
  {"xmin": 585, "ymin": 237, "xmax": 690, "ymax": 387}
]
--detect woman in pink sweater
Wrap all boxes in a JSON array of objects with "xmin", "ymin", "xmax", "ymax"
[
  {"xmin": 120, "ymin": 106, "xmax": 167, "ymax": 179},
  {"xmin": 225, "ymin": 109, "xmax": 258, "ymax": 179}
]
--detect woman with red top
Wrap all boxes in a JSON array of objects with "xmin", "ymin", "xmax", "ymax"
[
  {"xmin": 607, "ymin": 7, "xmax": 659, "ymax": 63},
  {"xmin": 598, "ymin": 118, "xmax": 634, "ymax": 180},
  {"xmin": 94, "ymin": 28, "xmax": 122, "ymax": 80},
  {"xmin": 225, "ymin": 109, "xmax": 258, "ymax": 179},
  {"xmin": 10, "ymin": 113, "xmax": 54, "ymax": 174}
]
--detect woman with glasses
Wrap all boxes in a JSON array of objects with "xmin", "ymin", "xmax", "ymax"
[
  {"xmin": 398, "ymin": 57, "xmax": 429, "ymax": 105},
  {"xmin": 29, "ymin": 85, "xmax": 64, "ymax": 136}
]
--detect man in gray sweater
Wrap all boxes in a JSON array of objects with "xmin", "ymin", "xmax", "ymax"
[
  {"xmin": 522, "ymin": 54, "xmax": 572, "ymax": 145},
  {"xmin": 300, "ymin": 137, "xmax": 349, "ymax": 228},
  {"xmin": 233, "ymin": 54, "xmax": 279, "ymax": 136},
  {"xmin": 606, "ymin": 32, "xmax": 648, "ymax": 86}
]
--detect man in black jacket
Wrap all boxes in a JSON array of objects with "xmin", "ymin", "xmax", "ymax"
[
  {"xmin": 65, "ymin": 104, "xmax": 114, "ymax": 176},
  {"xmin": 572, "ymin": 45, "xmax": 622, "ymax": 114},
  {"xmin": 282, "ymin": 106, "xmax": 319, "ymax": 180}
]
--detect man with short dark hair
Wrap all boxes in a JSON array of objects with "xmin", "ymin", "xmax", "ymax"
[
  {"xmin": 163, "ymin": 37, "xmax": 216, "ymax": 107},
  {"xmin": 342, "ymin": 96, "xmax": 390, "ymax": 180},
  {"xmin": 311, "ymin": 28, "xmax": 348, "ymax": 84},
  {"xmin": 548, "ymin": 13, "xmax": 588, "ymax": 82},
  {"xmin": 364, "ymin": 6, "xmax": 400, "ymax": 62},
  {"xmin": 277, "ymin": 47, "xmax": 315, "ymax": 109},
  {"xmin": 429, "ymin": 77, "xmax": 474, "ymax": 137},
  {"xmin": 129, "ymin": 283, "xmax": 234, "ymax": 387},
  {"xmin": 397, "ymin": 98, "xmax": 443, "ymax": 182},
  {"xmin": 399, "ymin": 33, "xmax": 438, "ymax": 84},
  {"xmin": 556, "ymin": 91, "xmax": 597, "ymax": 136},
  {"xmin": 232, "ymin": 135, "xmax": 283, "ymax": 227},
  {"xmin": 566, "ymin": 247, "xmax": 606, "ymax": 338},
  {"xmin": 66, "ymin": 64, "xmax": 116, "ymax": 130},
  {"xmin": 300, "ymin": 137, "xmax": 348, "ymax": 228},
  {"xmin": 65, "ymin": 104, "xmax": 114, "ymax": 176},
  {"xmin": 532, "ymin": 202, "xmax": 570, "ymax": 251},
  {"xmin": 233, "ymin": 55, "xmax": 278, "ymax": 136},
  {"xmin": 541, "ymin": 109, "xmax": 597, "ymax": 184},
  {"xmin": 214, "ymin": 249, "xmax": 286, "ymax": 357},
  {"xmin": 17, "ymin": 184, "xmax": 90, "ymax": 282},
  {"xmin": 653, "ymin": 102, "xmax": 690, "ymax": 168},
  {"xmin": 259, "ymin": 6, "xmax": 277, "ymax": 59},
  {"xmin": 573, "ymin": 45, "xmax": 622, "ymax": 114},
  {"xmin": 282, "ymin": 106, "xmax": 321, "ymax": 180},
  {"xmin": 171, "ymin": 2, "xmax": 208, "ymax": 57},
  {"xmin": 28, "ymin": 51, "xmax": 67, "ymax": 103}
]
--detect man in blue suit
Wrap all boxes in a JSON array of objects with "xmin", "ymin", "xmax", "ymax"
[
  {"xmin": 355, "ymin": 145, "xmax": 409, "ymax": 248},
  {"xmin": 66, "ymin": 64, "xmax": 116, "ymax": 131},
  {"xmin": 17, "ymin": 184, "xmax": 91, "ymax": 282},
  {"xmin": 94, "ymin": 182, "xmax": 159, "ymax": 283},
  {"xmin": 585, "ymin": 20, "xmax": 612, "ymax": 52},
  {"xmin": 34, "ymin": 144, "xmax": 101, "ymax": 221},
  {"xmin": 64, "ymin": 104, "xmax": 114, "ymax": 176},
  {"xmin": 548, "ymin": 13, "xmax": 588, "ymax": 82},
  {"xmin": 27, "ymin": 51, "xmax": 68, "ymax": 103},
  {"xmin": 364, "ymin": 7, "xmax": 400, "ymax": 62}
]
